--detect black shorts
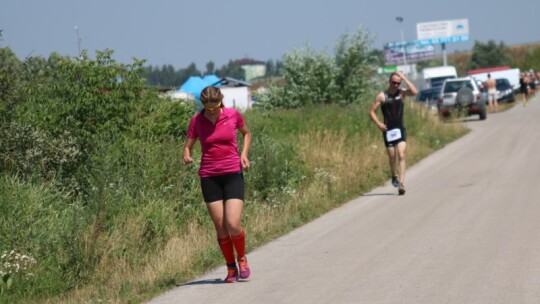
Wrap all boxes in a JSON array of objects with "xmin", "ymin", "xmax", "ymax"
[
  {"xmin": 383, "ymin": 128, "xmax": 406, "ymax": 148},
  {"xmin": 200, "ymin": 172, "xmax": 244, "ymax": 203}
]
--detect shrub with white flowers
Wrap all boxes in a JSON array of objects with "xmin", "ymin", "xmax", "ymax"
[
  {"xmin": 0, "ymin": 250, "xmax": 37, "ymax": 277},
  {"xmin": 1, "ymin": 250, "xmax": 37, "ymax": 295}
]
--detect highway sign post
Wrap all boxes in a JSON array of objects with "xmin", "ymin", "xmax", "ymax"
[{"xmin": 416, "ymin": 19, "xmax": 470, "ymax": 66}]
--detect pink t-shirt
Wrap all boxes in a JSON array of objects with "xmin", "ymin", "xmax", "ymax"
[{"xmin": 187, "ymin": 107, "xmax": 245, "ymax": 177}]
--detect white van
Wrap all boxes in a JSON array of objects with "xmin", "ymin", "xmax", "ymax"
[
  {"xmin": 420, "ymin": 66, "xmax": 458, "ymax": 89},
  {"xmin": 466, "ymin": 68, "xmax": 521, "ymax": 91}
]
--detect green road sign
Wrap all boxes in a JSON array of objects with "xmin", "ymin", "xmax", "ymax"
[{"xmin": 382, "ymin": 65, "xmax": 397, "ymax": 73}]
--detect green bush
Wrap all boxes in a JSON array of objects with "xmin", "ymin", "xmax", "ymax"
[
  {"xmin": 13, "ymin": 50, "xmax": 145, "ymax": 141},
  {"xmin": 0, "ymin": 122, "xmax": 82, "ymax": 185},
  {"xmin": 245, "ymin": 131, "xmax": 307, "ymax": 205},
  {"xmin": 258, "ymin": 27, "xmax": 377, "ymax": 109},
  {"xmin": 132, "ymin": 98, "xmax": 195, "ymax": 139},
  {"xmin": 278, "ymin": 45, "xmax": 336, "ymax": 107},
  {"xmin": 0, "ymin": 48, "xmax": 23, "ymax": 122},
  {"xmin": 0, "ymin": 48, "xmax": 200, "ymax": 195},
  {"xmin": 334, "ymin": 27, "xmax": 378, "ymax": 104}
]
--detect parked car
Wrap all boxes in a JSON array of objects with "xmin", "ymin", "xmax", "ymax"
[
  {"xmin": 438, "ymin": 76, "xmax": 487, "ymax": 120},
  {"xmin": 473, "ymin": 78, "xmax": 489, "ymax": 102},
  {"xmin": 495, "ymin": 78, "xmax": 515, "ymax": 102},
  {"xmin": 416, "ymin": 87, "xmax": 441, "ymax": 102},
  {"xmin": 416, "ymin": 87, "xmax": 441, "ymax": 110}
]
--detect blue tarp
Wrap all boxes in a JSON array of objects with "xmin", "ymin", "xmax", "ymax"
[
  {"xmin": 177, "ymin": 75, "xmax": 222, "ymax": 102},
  {"xmin": 179, "ymin": 76, "xmax": 209, "ymax": 101},
  {"xmin": 203, "ymin": 75, "xmax": 221, "ymax": 87}
]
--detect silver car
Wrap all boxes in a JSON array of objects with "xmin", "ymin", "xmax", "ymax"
[{"xmin": 438, "ymin": 76, "xmax": 487, "ymax": 120}]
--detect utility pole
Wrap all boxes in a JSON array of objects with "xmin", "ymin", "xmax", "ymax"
[
  {"xmin": 74, "ymin": 25, "xmax": 82, "ymax": 59},
  {"xmin": 396, "ymin": 16, "xmax": 408, "ymax": 69},
  {"xmin": 442, "ymin": 43, "xmax": 447, "ymax": 66}
]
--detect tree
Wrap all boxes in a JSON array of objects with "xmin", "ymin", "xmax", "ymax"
[
  {"xmin": 415, "ymin": 58, "xmax": 443, "ymax": 72},
  {"xmin": 161, "ymin": 64, "xmax": 178, "ymax": 86},
  {"xmin": 258, "ymin": 44, "xmax": 336, "ymax": 108},
  {"xmin": 263, "ymin": 59, "xmax": 283, "ymax": 77},
  {"xmin": 265, "ymin": 59, "xmax": 275, "ymax": 77},
  {"xmin": 369, "ymin": 49, "xmax": 385, "ymax": 68},
  {"xmin": 528, "ymin": 46, "xmax": 540, "ymax": 71},
  {"xmin": 13, "ymin": 49, "xmax": 147, "ymax": 153},
  {"xmin": 258, "ymin": 27, "xmax": 378, "ymax": 109},
  {"xmin": 23, "ymin": 56, "xmax": 48, "ymax": 79},
  {"xmin": 333, "ymin": 27, "xmax": 378, "ymax": 104},
  {"xmin": 0, "ymin": 47, "xmax": 21, "ymax": 70},
  {"xmin": 178, "ymin": 62, "xmax": 201, "ymax": 84},
  {"xmin": 0, "ymin": 49, "xmax": 154, "ymax": 191},
  {"xmin": 469, "ymin": 40, "xmax": 511, "ymax": 70},
  {"xmin": 0, "ymin": 47, "xmax": 22, "ymax": 121},
  {"xmin": 205, "ymin": 60, "xmax": 215, "ymax": 75},
  {"xmin": 509, "ymin": 44, "xmax": 540, "ymax": 72},
  {"xmin": 215, "ymin": 60, "xmax": 244, "ymax": 80}
]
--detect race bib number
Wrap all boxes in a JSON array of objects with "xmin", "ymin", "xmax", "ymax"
[{"xmin": 386, "ymin": 128, "xmax": 402, "ymax": 142}]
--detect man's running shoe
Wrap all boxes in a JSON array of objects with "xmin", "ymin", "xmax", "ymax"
[
  {"xmin": 398, "ymin": 184, "xmax": 406, "ymax": 195},
  {"xmin": 238, "ymin": 256, "xmax": 251, "ymax": 279},
  {"xmin": 392, "ymin": 176, "xmax": 399, "ymax": 188},
  {"xmin": 224, "ymin": 266, "xmax": 239, "ymax": 283}
]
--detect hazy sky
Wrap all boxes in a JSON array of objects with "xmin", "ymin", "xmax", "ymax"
[{"xmin": 1, "ymin": 0, "xmax": 539, "ymax": 69}]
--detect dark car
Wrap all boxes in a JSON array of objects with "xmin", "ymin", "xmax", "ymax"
[
  {"xmin": 416, "ymin": 87, "xmax": 441, "ymax": 107},
  {"xmin": 416, "ymin": 87, "xmax": 441, "ymax": 102},
  {"xmin": 495, "ymin": 78, "xmax": 515, "ymax": 102}
]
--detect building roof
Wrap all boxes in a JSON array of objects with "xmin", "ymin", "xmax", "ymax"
[
  {"xmin": 467, "ymin": 66, "xmax": 511, "ymax": 75},
  {"xmin": 236, "ymin": 58, "xmax": 265, "ymax": 65},
  {"xmin": 214, "ymin": 77, "xmax": 251, "ymax": 87}
]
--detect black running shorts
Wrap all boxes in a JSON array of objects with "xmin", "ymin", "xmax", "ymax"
[
  {"xmin": 200, "ymin": 172, "xmax": 245, "ymax": 203},
  {"xmin": 382, "ymin": 128, "xmax": 406, "ymax": 148}
]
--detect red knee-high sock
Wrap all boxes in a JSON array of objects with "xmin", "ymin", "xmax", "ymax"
[
  {"xmin": 218, "ymin": 236, "xmax": 236, "ymax": 265},
  {"xmin": 231, "ymin": 229, "xmax": 246, "ymax": 259}
]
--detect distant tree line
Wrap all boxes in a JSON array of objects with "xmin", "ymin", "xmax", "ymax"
[
  {"xmin": 141, "ymin": 59, "xmax": 284, "ymax": 87},
  {"xmin": 469, "ymin": 40, "xmax": 511, "ymax": 70}
]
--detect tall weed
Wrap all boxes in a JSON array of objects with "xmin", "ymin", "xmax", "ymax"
[{"xmin": 0, "ymin": 175, "xmax": 78, "ymax": 301}]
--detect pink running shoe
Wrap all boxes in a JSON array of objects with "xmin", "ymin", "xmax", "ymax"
[
  {"xmin": 224, "ymin": 266, "xmax": 238, "ymax": 283},
  {"xmin": 238, "ymin": 256, "xmax": 251, "ymax": 279}
]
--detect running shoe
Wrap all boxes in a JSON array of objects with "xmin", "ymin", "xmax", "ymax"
[
  {"xmin": 392, "ymin": 176, "xmax": 399, "ymax": 188},
  {"xmin": 398, "ymin": 184, "xmax": 406, "ymax": 195},
  {"xmin": 224, "ymin": 266, "xmax": 239, "ymax": 283},
  {"xmin": 238, "ymin": 256, "xmax": 251, "ymax": 279}
]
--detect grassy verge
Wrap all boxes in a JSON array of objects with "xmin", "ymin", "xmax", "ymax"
[{"xmin": 3, "ymin": 101, "xmax": 467, "ymax": 304}]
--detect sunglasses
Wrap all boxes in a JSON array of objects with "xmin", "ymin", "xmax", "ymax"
[
  {"xmin": 203, "ymin": 100, "xmax": 222, "ymax": 110},
  {"xmin": 391, "ymin": 80, "xmax": 402, "ymax": 86}
]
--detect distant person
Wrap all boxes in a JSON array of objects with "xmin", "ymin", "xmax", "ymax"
[
  {"xmin": 528, "ymin": 71, "xmax": 536, "ymax": 97},
  {"xmin": 520, "ymin": 73, "xmax": 529, "ymax": 106},
  {"xmin": 486, "ymin": 74, "xmax": 498, "ymax": 112},
  {"xmin": 369, "ymin": 71, "xmax": 418, "ymax": 195},
  {"xmin": 182, "ymin": 86, "xmax": 252, "ymax": 283}
]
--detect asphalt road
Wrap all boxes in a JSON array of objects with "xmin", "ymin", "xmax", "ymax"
[{"xmin": 148, "ymin": 96, "xmax": 540, "ymax": 304}]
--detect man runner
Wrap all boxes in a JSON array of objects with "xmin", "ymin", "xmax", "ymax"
[{"xmin": 369, "ymin": 71, "xmax": 418, "ymax": 195}]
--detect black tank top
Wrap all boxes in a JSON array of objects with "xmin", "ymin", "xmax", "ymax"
[
  {"xmin": 520, "ymin": 78, "xmax": 528, "ymax": 91},
  {"xmin": 381, "ymin": 90, "xmax": 404, "ymax": 129}
]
